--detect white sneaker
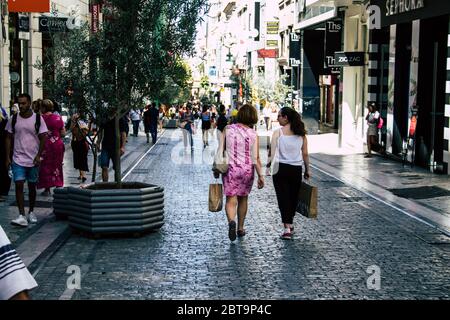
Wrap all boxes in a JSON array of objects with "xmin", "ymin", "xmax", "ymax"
[
  {"xmin": 28, "ymin": 212, "xmax": 38, "ymax": 224},
  {"xmin": 11, "ymin": 215, "xmax": 28, "ymax": 227}
]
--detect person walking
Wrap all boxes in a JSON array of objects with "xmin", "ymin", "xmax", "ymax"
[
  {"xmin": 143, "ymin": 104, "xmax": 152, "ymax": 144},
  {"xmin": 216, "ymin": 104, "xmax": 228, "ymax": 143},
  {"xmin": 97, "ymin": 114, "xmax": 127, "ymax": 182},
  {"xmin": 180, "ymin": 104, "xmax": 195, "ymax": 151},
  {"xmin": 0, "ymin": 105, "xmax": 11, "ymax": 202},
  {"xmin": 201, "ymin": 105, "xmax": 211, "ymax": 148},
  {"xmin": 130, "ymin": 108, "xmax": 141, "ymax": 137},
  {"xmin": 70, "ymin": 111, "xmax": 90, "ymax": 182},
  {"xmin": 214, "ymin": 104, "xmax": 264, "ymax": 241},
  {"xmin": 5, "ymin": 93, "xmax": 48, "ymax": 227},
  {"xmin": 158, "ymin": 105, "xmax": 165, "ymax": 132},
  {"xmin": 148, "ymin": 103, "xmax": 159, "ymax": 144},
  {"xmin": 267, "ymin": 107, "xmax": 310, "ymax": 240},
  {"xmin": 37, "ymin": 100, "xmax": 66, "ymax": 196},
  {"xmin": 365, "ymin": 103, "xmax": 383, "ymax": 158},
  {"xmin": 0, "ymin": 225, "xmax": 38, "ymax": 300},
  {"xmin": 262, "ymin": 104, "xmax": 272, "ymax": 131}
]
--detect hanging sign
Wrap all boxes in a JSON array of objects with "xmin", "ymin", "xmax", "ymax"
[
  {"xmin": 8, "ymin": 0, "xmax": 50, "ymax": 13},
  {"xmin": 334, "ymin": 52, "xmax": 365, "ymax": 67}
]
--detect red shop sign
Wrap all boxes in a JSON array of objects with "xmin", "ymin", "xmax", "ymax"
[{"xmin": 8, "ymin": 0, "xmax": 50, "ymax": 13}]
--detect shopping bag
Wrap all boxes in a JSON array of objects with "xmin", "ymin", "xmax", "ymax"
[
  {"xmin": 296, "ymin": 181, "xmax": 318, "ymax": 219},
  {"xmin": 209, "ymin": 183, "xmax": 223, "ymax": 212}
]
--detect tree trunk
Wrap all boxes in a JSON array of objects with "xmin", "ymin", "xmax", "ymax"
[
  {"xmin": 114, "ymin": 114, "xmax": 122, "ymax": 188},
  {"xmin": 91, "ymin": 145, "xmax": 98, "ymax": 183}
]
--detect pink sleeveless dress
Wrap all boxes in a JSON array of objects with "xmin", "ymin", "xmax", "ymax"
[{"xmin": 222, "ymin": 124, "xmax": 257, "ymax": 197}]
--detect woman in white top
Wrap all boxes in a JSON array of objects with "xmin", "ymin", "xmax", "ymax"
[
  {"xmin": 267, "ymin": 107, "xmax": 310, "ymax": 240},
  {"xmin": 365, "ymin": 103, "xmax": 384, "ymax": 158},
  {"xmin": 130, "ymin": 108, "xmax": 141, "ymax": 137}
]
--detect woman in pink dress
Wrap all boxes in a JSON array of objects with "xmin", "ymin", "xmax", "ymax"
[
  {"xmin": 214, "ymin": 104, "xmax": 264, "ymax": 241},
  {"xmin": 37, "ymin": 100, "xmax": 66, "ymax": 195}
]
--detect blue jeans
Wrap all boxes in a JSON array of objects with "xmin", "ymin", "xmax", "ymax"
[
  {"xmin": 132, "ymin": 120, "xmax": 140, "ymax": 136},
  {"xmin": 183, "ymin": 123, "xmax": 193, "ymax": 148},
  {"xmin": 99, "ymin": 149, "xmax": 118, "ymax": 170},
  {"xmin": 11, "ymin": 162, "xmax": 39, "ymax": 183}
]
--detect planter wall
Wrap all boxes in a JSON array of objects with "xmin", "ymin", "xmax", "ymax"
[
  {"xmin": 53, "ymin": 187, "xmax": 70, "ymax": 220},
  {"xmin": 53, "ymin": 182, "xmax": 164, "ymax": 235}
]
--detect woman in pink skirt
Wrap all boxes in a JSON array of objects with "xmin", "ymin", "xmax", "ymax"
[
  {"xmin": 214, "ymin": 104, "xmax": 264, "ymax": 241},
  {"xmin": 37, "ymin": 100, "xmax": 66, "ymax": 196}
]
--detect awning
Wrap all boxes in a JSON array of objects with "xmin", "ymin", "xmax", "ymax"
[{"xmin": 258, "ymin": 49, "xmax": 279, "ymax": 59}]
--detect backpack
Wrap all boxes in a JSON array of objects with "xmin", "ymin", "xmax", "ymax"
[
  {"xmin": 377, "ymin": 116, "xmax": 384, "ymax": 129},
  {"xmin": 12, "ymin": 112, "xmax": 41, "ymax": 135}
]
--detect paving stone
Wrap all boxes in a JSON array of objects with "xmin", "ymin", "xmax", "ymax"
[{"xmin": 23, "ymin": 129, "xmax": 450, "ymax": 300}]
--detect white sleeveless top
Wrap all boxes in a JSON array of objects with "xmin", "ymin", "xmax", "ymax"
[{"xmin": 277, "ymin": 129, "xmax": 304, "ymax": 166}]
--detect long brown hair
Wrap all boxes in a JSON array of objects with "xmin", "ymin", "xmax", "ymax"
[{"xmin": 280, "ymin": 107, "xmax": 306, "ymax": 136}]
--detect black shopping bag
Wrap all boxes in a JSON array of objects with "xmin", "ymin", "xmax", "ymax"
[{"xmin": 296, "ymin": 181, "xmax": 318, "ymax": 219}]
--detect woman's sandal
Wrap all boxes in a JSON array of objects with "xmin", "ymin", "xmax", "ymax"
[
  {"xmin": 228, "ymin": 221, "xmax": 237, "ymax": 241},
  {"xmin": 237, "ymin": 230, "xmax": 246, "ymax": 238}
]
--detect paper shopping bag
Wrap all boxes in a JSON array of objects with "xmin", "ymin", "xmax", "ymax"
[
  {"xmin": 296, "ymin": 182, "xmax": 318, "ymax": 219},
  {"xmin": 209, "ymin": 184, "xmax": 223, "ymax": 212}
]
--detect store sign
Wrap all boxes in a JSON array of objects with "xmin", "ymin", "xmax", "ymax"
[
  {"xmin": 8, "ymin": 0, "xmax": 50, "ymax": 12},
  {"xmin": 371, "ymin": 0, "xmax": 450, "ymax": 27},
  {"xmin": 289, "ymin": 32, "xmax": 301, "ymax": 67},
  {"xmin": 209, "ymin": 66, "xmax": 217, "ymax": 77},
  {"xmin": 385, "ymin": 0, "xmax": 424, "ymax": 17},
  {"xmin": 91, "ymin": 4, "xmax": 100, "ymax": 33},
  {"xmin": 334, "ymin": 52, "xmax": 365, "ymax": 67},
  {"xmin": 266, "ymin": 22, "xmax": 279, "ymax": 35},
  {"xmin": 324, "ymin": 20, "xmax": 342, "ymax": 74},
  {"xmin": 266, "ymin": 40, "xmax": 278, "ymax": 48},
  {"xmin": 39, "ymin": 16, "xmax": 69, "ymax": 33},
  {"xmin": 257, "ymin": 49, "xmax": 278, "ymax": 59}
]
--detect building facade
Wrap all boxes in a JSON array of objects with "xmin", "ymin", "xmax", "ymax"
[
  {"xmin": 368, "ymin": 0, "xmax": 450, "ymax": 174},
  {"xmin": 0, "ymin": 0, "xmax": 90, "ymax": 111},
  {"xmin": 193, "ymin": 0, "xmax": 450, "ymax": 175}
]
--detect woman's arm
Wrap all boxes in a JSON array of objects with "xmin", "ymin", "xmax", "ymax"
[
  {"xmin": 252, "ymin": 135, "xmax": 265, "ymax": 189},
  {"xmin": 267, "ymin": 129, "xmax": 280, "ymax": 168},
  {"xmin": 302, "ymin": 136, "xmax": 311, "ymax": 179}
]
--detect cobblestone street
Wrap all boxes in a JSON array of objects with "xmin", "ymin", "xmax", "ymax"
[{"xmin": 22, "ymin": 129, "xmax": 450, "ymax": 300}]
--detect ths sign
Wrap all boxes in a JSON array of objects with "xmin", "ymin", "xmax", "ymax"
[
  {"xmin": 289, "ymin": 33, "xmax": 301, "ymax": 67},
  {"xmin": 8, "ymin": 0, "xmax": 50, "ymax": 13},
  {"xmin": 334, "ymin": 52, "xmax": 365, "ymax": 67}
]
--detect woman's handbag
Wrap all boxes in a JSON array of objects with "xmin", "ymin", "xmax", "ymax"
[
  {"xmin": 209, "ymin": 183, "xmax": 223, "ymax": 212},
  {"xmin": 296, "ymin": 181, "xmax": 318, "ymax": 219},
  {"xmin": 212, "ymin": 136, "xmax": 228, "ymax": 174}
]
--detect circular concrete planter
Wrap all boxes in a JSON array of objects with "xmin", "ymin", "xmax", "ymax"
[
  {"xmin": 54, "ymin": 182, "xmax": 164, "ymax": 235},
  {"xmin": 53, "ymin": 187, "xmax": 70, "ymax": 220}
]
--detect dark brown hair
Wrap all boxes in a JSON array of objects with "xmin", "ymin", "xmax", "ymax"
[
  {"xmin": 237, "ymin": 104, "xmax": 258, "ymax": 127},
  {"xmin": 280, "ymin": 107, "xmax": 306, "ymax": 136}
]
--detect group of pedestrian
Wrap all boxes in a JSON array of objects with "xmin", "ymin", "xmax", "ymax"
[{"xmin": 213, "ymin": 104, "xmax": 311, "ymax": 241}]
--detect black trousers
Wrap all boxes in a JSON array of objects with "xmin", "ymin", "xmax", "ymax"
[{"xmin": 273, "ymin": 163, "xmax": 302, "ymax": 225}]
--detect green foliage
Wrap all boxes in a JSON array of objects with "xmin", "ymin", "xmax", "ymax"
[
  {"xmin": 247, "ymin": 71, "xmax": 292, "ymax": 105},
  {"xmin": 36, "ymin": 0, "xmax": 208, "ymax": 126},
  {"xmin": 200, "ymin": 75, "xmax": 210, "ymax": 90},
  {"xmin": 35, "ymin": 0, "xmax": 208, "ymax": 183}
]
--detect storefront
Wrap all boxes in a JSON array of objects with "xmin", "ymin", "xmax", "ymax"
[
  {"xmin": 295, "ymin": 3, "xmax": 342, "ymax": 135},
  {"xmin": 369, "ymin": 0, "xmax": 450, "ymax": 174}
]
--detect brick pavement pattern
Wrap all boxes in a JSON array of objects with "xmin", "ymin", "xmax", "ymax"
[{"xmin": 29, "ymin": 129, "xmax": 450, "ymax": 299}]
